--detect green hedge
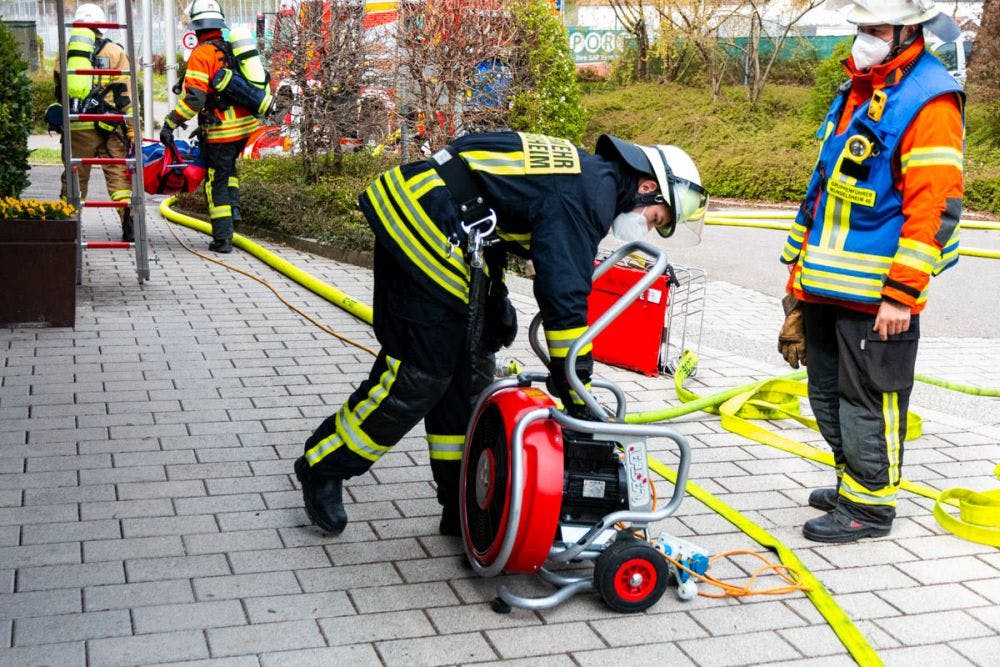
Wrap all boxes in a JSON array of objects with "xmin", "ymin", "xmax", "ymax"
[
  {"xmin": 30, "ymin": 71, "xmax": 54, "ymax": 134},
  {"xmin": 176, "ymin": 151, "xmax": 391, "ymax": 249}
]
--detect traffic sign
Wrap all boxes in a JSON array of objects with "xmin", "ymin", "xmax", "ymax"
[{"xmin": 181, "ymin": 31, "xmax": 198, "ymax": 50}]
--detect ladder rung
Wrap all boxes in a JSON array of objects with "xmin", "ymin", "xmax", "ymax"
[
  {"xmin": 74, "ymin": 157, "xmax": 134, "ymax": 166},
  {"xmin": 70, "ymin": 21, "xmax": 126, "ymax": 30},
  {"xmin": 71, "ymin": 113, "xmax": 130, "ymax": 122},
  {"xmin": 82, "ymin": 201, "xmax": 129, "ymax": 208},
  {"xmin": 84, "ymin": 242, "xmax": 133, "ymax": 249},
  {"xmin": 68, "ymin": 68, "xmax": 131, "ymax": 76}
]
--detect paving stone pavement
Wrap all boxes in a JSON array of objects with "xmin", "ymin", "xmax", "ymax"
[{"xmin": 2, "ymin": 165, "xmax": 998, "ymax": 666}]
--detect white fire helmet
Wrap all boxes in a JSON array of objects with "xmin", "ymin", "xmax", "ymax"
[
  {"xmin": 826, "ymin": 0, "xmax": 960, "ymax": 41},
  {"xmin": 596, "ymin": 135, "xmax": 709, "ymax": 245},
  {"xmin": 186, "ymin": 0, "xmax": 228, "ymax": 31},
  {"xmin": 74, "ymin": 3, "xmax": 107, "ymax": 23}
]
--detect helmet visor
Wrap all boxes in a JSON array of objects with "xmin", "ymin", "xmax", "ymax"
[{"xmin": 659, "ymin": 176, "xmax": 708, "ymax": 245}]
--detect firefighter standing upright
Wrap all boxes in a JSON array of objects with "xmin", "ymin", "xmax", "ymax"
[
  {"xmin": 55, "ymin": 3, "xmax": 135, "ymax": 242},
  {"xmin": 779, "ymin": 0, "xmax": 964, "ymax": 543},
  {"xmin": 160, "ymin": 0, "xmax": 259, "ymax": 254},
  {"xmin": 294, "ymin": 131, "xmax": 709, "ymax": 537}
]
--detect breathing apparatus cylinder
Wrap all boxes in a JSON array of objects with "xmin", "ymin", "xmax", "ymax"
[
  {"xmin": 66, "ymin": 27, "xmax": 98, "ymax": 114},
  {"xmin": 211, "ymin": 27, "xmax": 274, "ymax": 117}
]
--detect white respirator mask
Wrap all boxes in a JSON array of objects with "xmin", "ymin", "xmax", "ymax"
[
  {"xmin": 851, "ymin": 32, "xmax": 892, "ymax": 70},
  {"xmin": 610, "ymin": 209, "xmax": 649, "ymax": 243}
]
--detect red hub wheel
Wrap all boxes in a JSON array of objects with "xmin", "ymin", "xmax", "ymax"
[
  {"xmin": 595, "ymin": 538, "xmax": 669, "ymax": 613},
  {"xmin": 613, "ymin": 558, "xmax": 659, "ymax": 602}
]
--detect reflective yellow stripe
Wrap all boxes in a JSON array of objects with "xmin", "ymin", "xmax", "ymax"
[
  {"xmin": 840, "ymin": 471, "xmax": 897, "ymax": 507},
  {"xmin": 568, "ymin": 386, "xmax": 592, "ymax": 405},
  {"xmin": 304, "ymin": 356, "xmax": 400, "ymax": 465},
  {"xmin": 935, "ymin": 227, "xmax": 960, "ymax": 274},
  {"xmin": 368, "ymin": 170, "xmax": 469, "ymax": 303},
  {"xmin": 339, "ymin": 400, "xmax": 392, "ymax": 462},
  {"xmin": 405, "ymin": 168, "xmax": 444, "ymax": 199},
  {"xmin": 900, "ymin": 146, "xmax": 963, "ymax": 174},
  {"xmin": 545, "ymin": 326, "xmax": 591, "ymax": 359},
  {"xmin": 498, "ymin": 230, "xmax": 531, "ymax": 252},
  {"xmin": 355, "ymin": 356, "xmax": 399, "ymax": 423},
  {"xmin": 799, "ymin": 266, "xmax": 884, "ymax": 301},
  {"xmin": 894, "ymin": 238, "xmax": 938, "ymax": 275},
  {"xmin": 823, "ymin": 168, "xmax": 855, "ymax": 251},
  {"xmin": 427, "ymin": 434, "xmax": 464, "ymax": 461},
  {"xmin": 884, "ymin": 391, "xmax": 901, "ymax": 486},
  {"xmin": 185, "ymin": 70, "xmax": 210, "ymax": 84},
  {"xmin": 462, "ymin": 150, "xmax": 526, "ymax": 176},
  {"xmin": 175, "ymin": 98, "xmax": 198, "ymax": 120}
]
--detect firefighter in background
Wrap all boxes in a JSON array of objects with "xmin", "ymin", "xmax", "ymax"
[
  {"xmin": 779, "ymin": 0, "xmax": 964, "ymax": 543},
  {"xmin": 295, "ymin": 131, "xmax": 708, "ymax": 537},
  {"xmin": 55, "ymin": 3, "xmax": 135, "ymax": 242},
  {"xmin": 160, "ymin": 0, "xmax": 258, "ymax": 254}
]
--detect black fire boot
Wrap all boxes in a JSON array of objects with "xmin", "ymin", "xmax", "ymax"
[
  {"xmin": 802, "ymin": 510, "xmax": 891, "ymax": 543},
  {"xmin": 121, "ymin": 208, "xmax": 135, "ymax": 242},
  {"xmin": 439, "ymin": 506, "xmax": 461, "ymax": 537},
  {"xmin": 808, "ymin": 486, "xmax": 839, "ymax": 512},
  {"xmin": 294, "ymin": 456, "xmax": 347, "ymax": 535},
  {"xmin": 208, "ymin": 239, "xmax": 233, "ymax": 254}
]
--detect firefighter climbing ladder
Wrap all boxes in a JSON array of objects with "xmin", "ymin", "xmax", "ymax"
[{"xmin": 56, "ymin": 0, "xmax": 150, "ymax": 284}]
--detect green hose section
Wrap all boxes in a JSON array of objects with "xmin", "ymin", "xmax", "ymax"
[
  {"xmin": 914, "ymin": 374, "xmax": 1000, "ymax": 397},
  {"xmin": 646, "ymin": 457, "xmax": 885, "ymax": 667},
  {"xmin": 160, "ymin": 197, "xmax": 373, "ymax": 325}
]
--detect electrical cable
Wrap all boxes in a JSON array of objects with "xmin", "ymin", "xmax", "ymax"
[{"xmin": 159, "ymin": 200, "xmax": 377, "ymax": 357}]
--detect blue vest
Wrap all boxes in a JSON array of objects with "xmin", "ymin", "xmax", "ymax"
[{"xmin": 789, "ymin": 52, "xmax": 963, "ymax": 305}]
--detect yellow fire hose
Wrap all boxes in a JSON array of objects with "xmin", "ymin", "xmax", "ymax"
[
  {"xmin": 704, "ymin": 213, "xmax": 1000, "ymax": 260},
  {"xmin": 160, "ymin": 199, "xmax": 999, "ymax": 664}
]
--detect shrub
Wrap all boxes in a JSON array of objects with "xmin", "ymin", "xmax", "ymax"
[
  {"xmin": 0, "ymin": 22, "xmax": 32, "ymax": 198},
  {"xmin": 176, "ymin": 151, "xmax": 392, "ymax": 250},
  {"xmin": 806, "ymin": 37, "xmax": 852, "ymax": 123},
  {"xmin": 508, "ymin": 0, "xmax": 587, "ymax": 143},
  {"xmin": 30, "ymin": 71, "xmax": 55, "ymax": 134},
  {"xmin": 583, "ymin": 82, "xmax": 817, "ymax": 201}
]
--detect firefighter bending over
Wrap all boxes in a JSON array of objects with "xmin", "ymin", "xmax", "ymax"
[{"xmin": 295, "ymin": 131, "xmax": 708, "ymax": 537}]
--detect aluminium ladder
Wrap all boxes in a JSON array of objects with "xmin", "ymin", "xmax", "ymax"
[{"xmin": 55, "ymin": 0, "xmax": 150, "ymax": 284}]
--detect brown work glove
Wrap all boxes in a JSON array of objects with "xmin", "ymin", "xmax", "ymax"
[{"xmin": 778, "ymin": 294, "xmax": 806, "ymax": 369}]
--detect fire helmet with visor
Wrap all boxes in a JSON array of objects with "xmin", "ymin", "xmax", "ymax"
[
  {"xmin": 74, "ymin": 3, "xmax": 107, "ymax": 23},
  {"xmin": 186, "ymin": 0, "xmax": 228, "ymax": 31},
  {"xmin": 595, "ymin": 134, "xmax": 708, "ymax": 245},
  {"xmin": 826, "ymin": 0, "xmax": 961, "ymax": 41}
]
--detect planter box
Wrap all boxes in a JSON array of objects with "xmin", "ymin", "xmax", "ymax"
[{"xmin": 0, "ymin": 219, "xmax": 78, "ymax": 328}]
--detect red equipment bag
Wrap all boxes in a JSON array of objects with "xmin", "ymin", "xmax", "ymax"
[
  {"xmin": 586, "ymin": 260, "xmax": 670, "ymax": 377},
  {"xmin": 140, "ymin": 140, "xmax": 207, "ymax": 195}
]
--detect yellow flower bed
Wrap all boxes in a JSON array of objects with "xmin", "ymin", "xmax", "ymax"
[{"xmin": 0, "ymin": 197, "xmax": 77, "ymax": 221}]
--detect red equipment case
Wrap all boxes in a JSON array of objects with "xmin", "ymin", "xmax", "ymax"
[{"xmin": 586, "ymin": 262, "xmax": 669, "ymax": 377}]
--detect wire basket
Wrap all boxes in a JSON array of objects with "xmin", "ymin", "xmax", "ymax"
[{"xmin": 658, "ymin": 263, "xmax": 706, "ymax": 375}]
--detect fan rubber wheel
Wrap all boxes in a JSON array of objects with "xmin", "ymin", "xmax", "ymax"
[{"xmin": 594, "ymin": 537, "xmax": 670, "ymax": 613}]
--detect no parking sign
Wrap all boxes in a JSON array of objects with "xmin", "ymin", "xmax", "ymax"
[{"xmin": 181, "ymin": 31, "xmax": 198, "ymax": 60}]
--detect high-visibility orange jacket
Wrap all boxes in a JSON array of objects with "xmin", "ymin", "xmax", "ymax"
[
  {"xmin": 784, "ymin": 37, "xmax": 964, "ymax": 315},
  {"xmin": 166, "ymin": 30, "xmax": 258, "ymax": 143}
]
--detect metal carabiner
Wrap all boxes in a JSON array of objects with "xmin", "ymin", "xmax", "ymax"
[{"xmin": 463, "ymin": 208, "xmax": 498, "ymax": 269}]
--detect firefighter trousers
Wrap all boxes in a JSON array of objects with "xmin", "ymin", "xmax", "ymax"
[
  {"xmin": 60, "ymin": 128, "xmax": 131, "ymax": 222},
  {"xmin": 802, "ymin": 302, "xmax": 920, "ymax": 526},
  {"xmin": 203, "ymin": 137, "xmax": 248, "ymax": 243},
  {"xmin": 303, "ymin": 243, "xmax": 494, "ymax": 511}
]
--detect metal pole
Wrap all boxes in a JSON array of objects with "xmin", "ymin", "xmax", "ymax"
[
  {"xmin": 142, "ymin": 0, "xmax": 155, "ymax": 134},
  {"xmin": 165, "ymin": 0, "xmax": 178, "ymax": 109}
]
